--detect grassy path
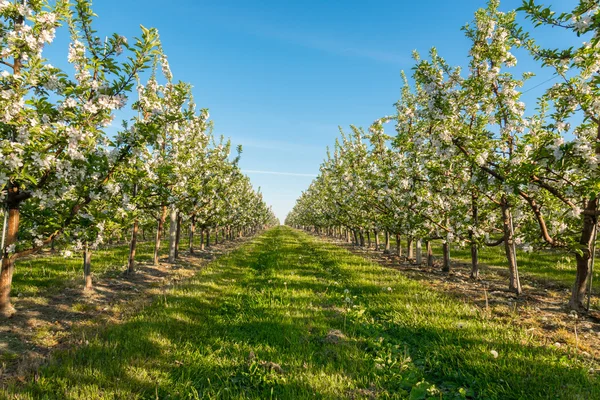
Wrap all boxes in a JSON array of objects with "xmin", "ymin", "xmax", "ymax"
[{"xmin": 4, "ymin": 227, "xmax": 599, "ymax": 399}]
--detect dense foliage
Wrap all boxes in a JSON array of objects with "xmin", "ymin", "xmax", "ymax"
[
  {"xmin": 286, "ymin": 0, "xmax": 600, "ymax": 311},
  {"xmin": 0, "ymin": 0, "xmax": 277, "ymax": 317}
]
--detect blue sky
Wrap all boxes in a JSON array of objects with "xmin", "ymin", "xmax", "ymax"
[{"xmin": 48, "ymin": 0, "xmax": 577, "ymax": 221}]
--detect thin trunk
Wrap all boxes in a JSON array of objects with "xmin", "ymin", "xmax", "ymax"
[
  {"xmin": 470, "ymin": 193, "xmax": 480, "ymax": 280},
  {"xmin": 374, "ymin": 230, "xmax": 379, "ymax": 251},
  {"xmin": 127, "ymin": 218, "xmax": 138, "ymax": 274},
  {"xmin": 384, "ymin": 231, "xmax": 391, "ymax": 253},
  {"xmin": 200, "ymin": 228, "xmax": 205, "ymax": 250},
  {"xmin": 416, "ymin": 240, "xmax": 422, "ymax": 264},
  {"xmin": 153, "ymin": 206, "xmax": 167, "ymax": 266},
  {"xmin": 442, "ymin": 242, "xmax": 451, "ymax": 272},
  {"xmin": 174, "ymin": 214, "xmax": 182, "ymax": 259},
  {"xmin": 501, "ymin": 198, "xmax": 522, "ymax": 295},
  {"xmin": 395, "ymin": 233, "xmax": 400, "ymax": 256},
  {"xmin": 215, "ymin": 227, "xmax": 219, "ymax": 245},
  {"xmin": 427, "ymin": 241, "xmax": 433, "ymax": 267},
  {"xmin": 127, "ymin": 183, "xmax": 139, "ymax": 274},
  {"xmin": 570, "ymin": 199, "xmax": 598, "ymax": 310},
  {"xmin": 359, "ymin": 231, "xmax": 365, "ymax": 247},
  {"xmin": 83, "ymin": 242, "xmax": 93, "ymax": 291},
  {"xmin": 206, "ymin": 228, "xmax": 211, "ymax": 247},
  {"xmin": 366, "ymin": 231, "xmax": 371, "ymax": 249},
  {"xmin": 168, "ymin": 207, "xmax": 177, "ymax": 263},
  {"xmin": 189, "ymin": 216, "xmax": 196, "ymax": 255},
  {"xmin": 353, "ymin": 230, "xmax": 359, "ymax": 246},
  {"xmin": 407, "ymin": 238, "xmax": 414, "ymax": 259},
  {"xmin": 0, "ymin": 206, "xmax": 19, "ymax": 317}
]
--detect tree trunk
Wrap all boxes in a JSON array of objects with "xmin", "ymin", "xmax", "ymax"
[
  {"xmin": 353, "ymin": 230, "xmax": 359, "ymax": 246},
  {"xmin": 427, "ymin": 240, "xmax": 433, "ymax": 267},
  {"xmin": 570, "ymin": 123, "xmax": 600, "ymax": 309},
  {"xmin": 470, "ymin": 243, "xmax": 479, "ymax": 280},
  {"xmin": 189, "ymin": 216, "xmax": 196, "ymax": 255},
  {"xmin": 359, "ymin": 231, "xmax": 365, "ymax": 247},
  {"xmin": 570, "ymin": 199, "xmax": 598, "ymax": 310},
  {"xmin": 168, "ymin": 207, "xmax": 177, "ymax": 263},
  {"xmin": 501, "ymin": 198, "xmax": 522, "ymax": 295},
  {"xmin": 470, "ymin": 194, "xmax": 480, "ymax": 279},
  {"xmin": 442, "ymin": 242, "xmax": 451, "ymax": 272},
  {"xmin": 127, "ymin": 218, "xmax": 138, "ymax": 274},
  {"xmin": 374, "ymin": 230, "xmax": 379, "ymax": 251},
  {"xmin": 366, "ymin": 231, "xmax": 371, "ymax": 249},
  {"xmin": 215, "ymin": 227, "xmax": 219, "ymax": 245},
  {"xmin": 206, "ymin": 228, "xmax": 211, "ymax": 248},
  {"xmin": 416, "ymin": 240, "xmax": 422, "ymax": 264},
  {"xmin": 384, "ymin": 231, "xmax": 391, "ymax": 254},
  {"xmin": 0, "ymin": 206, "xmax": 19, "ymax": 317},
  {"xmin": 407, "ymin": 238, "xmax": 414, "ymax": 259},
  {"xmin": 395, "ymin": 233, "xmax": 400, "ymax": 256},
  {"xmin": 83, "ymin": 242, "xmax": 93, "ymax": 291},
  {"xmin": 153, "ymin": 206, "xmax": 167, "ymax": 266},
  {"xmin": 174, "ymin": 213, "xmax": 182, "ymax": 259},
  {"xmin": 200, "ymin": 228, "xmax": 205, "ymax": 250}
]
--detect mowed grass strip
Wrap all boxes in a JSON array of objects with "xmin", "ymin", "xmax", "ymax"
[{"xmin": 4, "ymin": 226, "xmax": 599, "ymax": 399}]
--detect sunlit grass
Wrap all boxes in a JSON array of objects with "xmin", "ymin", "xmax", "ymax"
[
  {"xmin": 4, "ymin": 227, "xmax": 599, "ymax": 399},
  {"xmin": 11, "ymin": 232, "xmax": 218, "ymax": 297}
]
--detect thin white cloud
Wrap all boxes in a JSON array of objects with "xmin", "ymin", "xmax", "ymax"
[
  {"xmin": 243, "ymin": 169, "xmax": 317, "ymax": 177},
  {"xmin": 226, "ymin": 18, "xmax": 408, "ymax": 66}
]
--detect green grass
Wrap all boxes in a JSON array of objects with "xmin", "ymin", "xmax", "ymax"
[
  {"xmin": 11, "ymin": 232, "xmax": 218, "ymax": 298},
  {"xmin": 431, "ymin": 242, "xmax": 588, "ymax": 289},
  {"xmin": 369, "ymin": 234, "xmax": 598, "ymax": 290},
  {"xmin": 4, "ymin": 226, "xmax": 599, "ymax": 399}
]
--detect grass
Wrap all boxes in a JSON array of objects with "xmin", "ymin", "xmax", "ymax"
[
  {"xmin": 11, "ymin": 232, "xmax": 218, "ymax": 298},
  {"xmin": 369, "ymin": 234, "xmax": 599, "ymax": 291},
  {"xmin": 431, "ymin": 242, "xmax": 588, "ymax": 289},
  {"xmin": 3, "ymin": 226, "xmax": 598, "ymax": 399}
]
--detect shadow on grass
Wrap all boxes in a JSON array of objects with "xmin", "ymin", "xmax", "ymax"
[{"xmin": 5, "ymin": 227, "xmax": 599, "ymax": 400}]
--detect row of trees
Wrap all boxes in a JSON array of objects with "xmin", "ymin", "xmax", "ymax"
[
  {"xmin": 286, "ymin": 0, "xmax": 600, "ymax": 311},
  {"xmin": 0, "ymin": 0, "xmax": 277, "ymax": 317}
]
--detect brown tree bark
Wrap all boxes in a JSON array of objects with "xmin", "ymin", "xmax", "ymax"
[
  {"xmin": 153, "ymin": 205, "xmax": 167, "ymax": 266},
  {"xmin": 384, "ymin": 231, "xmax": 391, "ymax": 254},
  {"xmin": 127, "ymin": 218, "xmax": 138, "ymax": 274},
  {"xmin": 189, "ymin": 216, "xmax": 196, "ymax": 255},
  {"xmin": 174, "ymin": 213, "xmax": 182, "ymax": 259},
  {"xmin": 570, "ymin": 199, "xmax": 598, "ymax": 310},
  {"xmin": 470, "ymin": 193, "xmax": 480, "ymax": 279},
  {"xmin": 501, "ymin": 198, "xmax": 522, "ymax": 295},
  {"xmin": 442, "ymin": 242, "xmax": 451, "ymax": 272},
  {"xmin": 0, "ymin": 206, "xmax": 19, "ymax": 317},
  {"xmin": 83, "ymin": 242, "xmax": 93, "ymax": 291},
  {"xmin": 168, "ymin": 207, "xmax": 177, "ymax": 263},
  {"xmin": 427, "ymin": 240, "xmax": 433, "ymax": 267}
]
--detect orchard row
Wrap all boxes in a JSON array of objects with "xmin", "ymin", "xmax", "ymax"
[
  {"xmin": 287, "ymin": 0, "xmax": 600, "ymax": 311},
  {"xmin": 0, "ymin": 0, "xmax": 277, "ymax": 317}
]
